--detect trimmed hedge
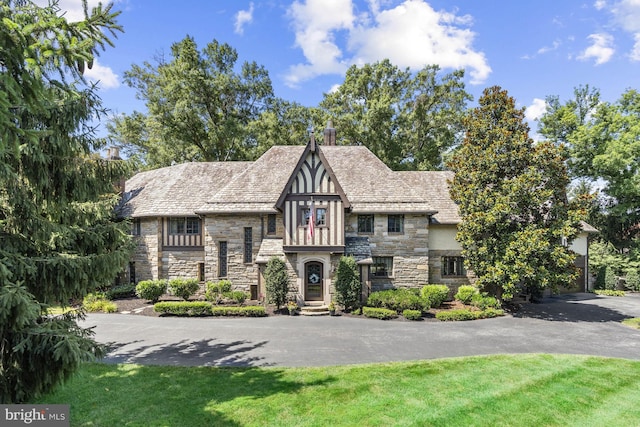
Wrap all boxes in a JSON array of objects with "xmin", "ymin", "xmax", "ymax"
[
  {"xmin": 402, "ymin": 309, "xmax": 422, "ymax": 321},
  {"xmin": 211, "ymin": 306, "xmax": 266, "ymax": 317},
  {"xmin": 436, "ymin": 308, "xmax": 505, "ymax": 321},
  {"xmin": 136, "ymin": 280, "xmax": 167, "ymax": 303},
  {"xmin": 363, "ymin": 307, "xmax": 398, "ymax": 320},
  {"xmin": 153, "ymin": 302, "xmax": 267, "ymax": 317},
  {"xmin": 366, "ymin": 288, "xmax": 425, "ymax": 313},
  {"xmin": 421, "ymin": 285, "xmax": 449, "ymax": 308},
  {"xmin": 168, "ymin": 278, "xmax": 200, "ymax": 301},
  {"xmin": 154, "ymin": 301, "xmax": 212, "ymax": 316}
]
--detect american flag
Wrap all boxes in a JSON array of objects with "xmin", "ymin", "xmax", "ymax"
[{"xmin": 307, "ymin": 201, "xmax": 315, "ymax": 240}]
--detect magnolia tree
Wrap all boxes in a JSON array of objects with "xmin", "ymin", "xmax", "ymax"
[{"xmin": 448, "ymin": 86, "xmax": 588, "ymax": 300}]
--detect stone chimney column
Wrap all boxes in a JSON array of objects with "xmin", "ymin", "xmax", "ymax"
[{"xmin": 323, "ymin": 120, "xmax": 336, "ymax": 146}]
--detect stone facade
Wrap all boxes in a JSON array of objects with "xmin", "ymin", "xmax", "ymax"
[
  {"xmin": 204, "ymin": 214, "xmax": 264, "ymax": 292},
  {"xmin": 132, "ymin": 218, "xmax": 161, "ymax": 282},
  {"xmin": 346, "ymin": 213, "xmax": 429, "ymax": 292},
  {"xmin": 161, "ymin": 249, "xmax": 204, "ymax": 279}
]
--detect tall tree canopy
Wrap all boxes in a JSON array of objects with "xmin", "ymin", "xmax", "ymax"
[
  {"xmin": 0, "ymin": 0, "xmax": 132, "ymax": 402},
  {"xmin": 108, "ymin": 36, "xmax": 274, "ymax": 167},
  {"xmin": 539, "ymin": 87, "xmax": 640, "ymax": 250},
  {"xmin": 449, "ymin": 87, "xmax": 587, "ymax": 300},
  {"xmin": 320, "ymin": 60, "xmax": 471, "ymax": 170},
  {"xmin": 245, "ymin": 98, "xmax": 323, "ymax": 158}
]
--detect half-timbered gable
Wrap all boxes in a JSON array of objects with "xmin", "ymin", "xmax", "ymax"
[{"xmin": 276, "ymin": 137, "xmax": 350, "ymax": 251}]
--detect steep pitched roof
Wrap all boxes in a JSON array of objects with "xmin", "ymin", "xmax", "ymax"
[
  {"xmin": 120, "ymin": 162, "xmax": 250, "ymax": 218},
  {"xmin": 196, "ymin": 146, "xmax": 306, "ymax": 214},
  {"xmin": 320, "ymin": 146, "xmax": 436, "ymax": 213},
  {"xmin": 275, "ymin": 139, "xmax": 351, "ymax": 209},
  {"xmin": 400, "ymin": 171, "xmax": 460, "ymax": 224}
]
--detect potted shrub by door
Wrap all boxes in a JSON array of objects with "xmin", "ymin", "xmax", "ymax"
[
  {"xmin": 328, "ymin": 301, "xmax": 336, "ymax": 316},
  {"xmin": 287, "ymin": 301, "xmax": 298, "ymax": 316}
]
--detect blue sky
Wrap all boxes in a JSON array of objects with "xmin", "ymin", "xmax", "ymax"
[{"xmin": 48, "ymin": 0, "xmax": 640, "ymax": 137}]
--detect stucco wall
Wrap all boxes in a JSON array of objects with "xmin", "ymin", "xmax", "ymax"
[{"xmin": 429, "ymin": 225, "xmax": 462, "ymax": 251}]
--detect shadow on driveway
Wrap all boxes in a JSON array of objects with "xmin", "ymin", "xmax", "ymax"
[
  {"xmin": 513, "ymin": 293, "xmax": 640, "ymax": 323},
  {"xmin": 104, "ymin": 338, "xmax": 271, "ymax": 367}
]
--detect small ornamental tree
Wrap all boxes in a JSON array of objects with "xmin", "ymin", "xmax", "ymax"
[
  {"xmin": 264, "ymin": 257, "xmax": 289, "ymax": 311},
  {"xmin": 334, "ymin": 256, "xmax": 361, "ymax": 311},
  {"xmin": 448, "ymin": 86, "xmax": 588, "ymax": 300}
]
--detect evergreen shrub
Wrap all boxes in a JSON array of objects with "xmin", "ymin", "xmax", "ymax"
[
  {"xmin": 205, "ymin": 280, "xmax": 232, "ymax": 303},
  {"xmin": 454, "ymin": 285, "xmax": 477, "ymax": 304},
  {"xmin": 436, "ymin": 309, "xmax": 477, "ymax": 321},
  {"xmin": 168, "ymin": 278, "xmax": 200, "ymax": 300},
  {"xmin": 154, "ymin": 301, "xmax": 212, "ymax": 316},
  {"xmin": 402, "ymin": 309, "xmax": 422, "ymax": 320},
  {"xmin": 366, "ymin": 288, "xmax": 424, "ymax": 313},
  {"xmin": 106, "ymin": 284, "xmax": 136, "ymax": 300},
  {"xmin": 211, "ymin": 306, "xmax": 267, "ymax": 317},
  {"xmin": 363, "ymin": 307, "xmax": 398, "ymax": 320},
  {"xmin": 471, "ymin": 293, "xmax": 501, "ymax": 310},
  {"xmin": 136, "ymin": 280, "xmax": 167, "ymax": 303},
  {"xmin": 421, "ymin": 284, "xmax": 449, "ymax": 308}
]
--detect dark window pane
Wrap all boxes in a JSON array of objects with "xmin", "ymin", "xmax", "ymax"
[
  {"xmin": 388, "ymin": 215, "xmax": 404, "ymax": 233},
  {"xmin": 358, "ymin": 215, "xmax": 374, "ymax": 233},
  {"xmin": 267, "ymin": 214, "xmax": 277, "ymax": 234},
  {"xmin": 244, "ymin": 227, "xmax": 252, "ymax": 264},
  {"xmin": 219, "ymin": 241, "xmax": 228, "ymax": 277}
]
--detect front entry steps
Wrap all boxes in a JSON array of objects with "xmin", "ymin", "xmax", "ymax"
[{"xmin": 299, "ymin": 302, "xmax": 330, "ymax": 316}]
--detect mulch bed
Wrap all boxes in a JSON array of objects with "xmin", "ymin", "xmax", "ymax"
[{"xmin": 110, "ymin": 297, "xmax": 497, "ymax": 320}]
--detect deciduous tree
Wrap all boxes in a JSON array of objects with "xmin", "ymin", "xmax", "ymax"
[
  {"xmin": 540, "ymin": 87, "xmax": 640, "ymax": 250},
  {"xmin": 320, "ymin": 60, "xmax": 470, "ymax": 170},
  {"xmin": 0, "ymin": 0, "xmax": 132, "ymax": 402},
  {"xmin": 108, "ymin": 36, "xmax": 274, "ymax": 167},
  {"xmin": 448, "ymin": 86, "xmax": 587, "ymax": 300}
]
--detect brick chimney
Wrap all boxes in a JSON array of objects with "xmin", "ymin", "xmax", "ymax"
[{"xmin": 323, "ymin": 120, "xmax": 336, "ymax": 146}]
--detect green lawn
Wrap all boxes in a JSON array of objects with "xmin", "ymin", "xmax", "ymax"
[{"xmin": 35, "ymin": 354, "xmax": 640, "ymax": 427}]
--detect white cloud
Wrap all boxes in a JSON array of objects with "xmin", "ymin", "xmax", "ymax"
[
  {"xmin": 611, "ymin": 0, "xmax": 640, "ymax": 32},
  {"xmin": 84, "ymin": 59, "xmax": 120, "ymax": 89},
  {"xmin": 33, "ymin": 0, "xmax": 110, "ymax": 22},
  {"xmin": 578, "ymin": 33, "xmax": 615, "ymax": 64},
  {"xmin": 285, "ymin": 0, "xmax": 356, "ymax": 87},
  {"xmin": 234, "ymin": 3, "xmax": 255, "ymax": 35},
  {"xmin": 285, "ymin": 0, "xmax": 490, "ymax": 87},
  {"xmin": 631, "ymin": 33, "xmax": 640, "ymax": 60},
  {"xmin": 537, "ymin": 40, "xmax": 561, "ymax": 55},
  {"xmin": 594, "ymin": 0, "xmax": 607, "ymax": 10},
  {"xmin": 525, "ymin": 98, "xmax": 547, "ymax": 122}
]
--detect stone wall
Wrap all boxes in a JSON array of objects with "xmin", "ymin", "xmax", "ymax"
[
  {"xmin": 204, "ymin": 214, "xmax": 263, "ymax": 292},
  {"xmin": 346, "ymin": 213, "xmax": 429, "ymax": 290},
  {"xmin": 427, "ymin": 249, "xmax": 474, "ymax": 297},
  {"xmin": 132, "ymin": 218, "xmax": 161, "ymax": 282},
  {"xmin": 161, "ymin": 249, "xmax": 204, "ymax": 280}
]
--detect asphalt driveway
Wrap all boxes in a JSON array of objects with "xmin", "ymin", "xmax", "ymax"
[{"xmin": 82, "ymin": 293, "xmax": 640, "ymax": 367}]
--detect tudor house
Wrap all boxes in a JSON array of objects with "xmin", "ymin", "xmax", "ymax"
[{"xmin": 120, "ymin": 124, "xmax": 595, "ymax": 304}]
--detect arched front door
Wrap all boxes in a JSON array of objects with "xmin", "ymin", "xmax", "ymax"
[{"xmin": 305, "ymin": 261, "xmax": 323, "ymax": 301}]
